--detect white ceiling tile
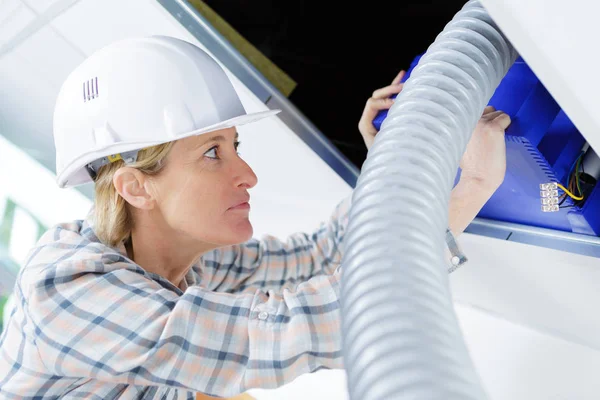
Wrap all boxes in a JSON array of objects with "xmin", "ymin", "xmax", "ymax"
[
  {"xmin": 0, "ymin": 2, "xmax": 36, "ymax": 48},
  {"xmin": 13, "ymin": 25, "xmax": 84, "ymax": 91},
  {"xmin": 0, "ymin": 87, "xmax": 56, "ymax": 171},
  {"xmin": 0, "ymin": 37, "xmax": 81, "ymax": 173},
  {"xmin": 0, "ymin": 0, "xmax": 23, "ymax": 25},
  {"xmin": 20, "ymin": 0, "xmax": 61, "ymax": 14},
  {"xmin": 50, "ymin": 0, "xmax": 196, "ymax": 55}
]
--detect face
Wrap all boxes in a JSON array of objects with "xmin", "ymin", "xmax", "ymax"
[{"xmin": 149, "ymin": 127, "xmax": 258, "ymax": 247}]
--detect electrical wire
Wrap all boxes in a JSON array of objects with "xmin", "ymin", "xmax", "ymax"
[
  {"xmin": 558, "ymin": 193, "xmax": 568, "ymax": 207},
  {"xmin": 575, "ymin": 155, "xmax": 583, "ymax": 196},
  {"xmin": 568, "ymin": 151, "xmax": 584, "ymax": 184},
  {"xmin": 559, "ymin": 150, "xmax": 586, "ymax": 209},
  {"xmin": 557, "ymin": 182, "xmax": 584, "ymax": 200}
]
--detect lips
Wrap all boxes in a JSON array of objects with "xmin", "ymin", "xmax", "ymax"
[{"xmin": 229, "ymin": 197, "xmax": 250, "ymax": 210}]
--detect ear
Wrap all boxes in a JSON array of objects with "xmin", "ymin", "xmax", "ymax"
[{"xmin": 113, "ymin": 167, "xmax": 154, "ymax": 210}]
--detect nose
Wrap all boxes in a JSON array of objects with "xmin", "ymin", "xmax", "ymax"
[{"xmin": 233, "ymin": 156, "xmax": 258, "ymax": 189}]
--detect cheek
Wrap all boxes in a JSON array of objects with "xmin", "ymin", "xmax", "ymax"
[
  {"xmin": 161, "ymin": 176, "xmax": 225, "ymax": 224},
  {"xmin": 168, "ymin": 185, "xmax": 213, "ymax": 218},
  {"xmin": 153, "ymin": 164, "xmax": 245, "ymax": 237}
]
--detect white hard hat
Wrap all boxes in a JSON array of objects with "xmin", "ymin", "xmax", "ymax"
[{"xmin": 52, "ymin": 35, "xmax": 281, "ymax": 188}]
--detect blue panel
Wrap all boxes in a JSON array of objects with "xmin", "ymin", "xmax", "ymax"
[
  {"xmin": 485, "ymin": 59, "xmax": 538, "ymax": 116},
  {"xmin": 478, "ymin": 136, "xmax": 575, "ymax": 231},
  {"xmin": 505, "ymin": 82, "xmax": 561, "ymax": 146},
  {"xmin": 375, "ymin": 53, "xmax": 600, "ymax": 236},
  {"xmin": 539, "ymin": 111, "xmax": 586, "ymax": 182}
]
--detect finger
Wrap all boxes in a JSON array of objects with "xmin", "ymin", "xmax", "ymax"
[
  {"xmin": 364, "ymin": 98, "xmax": 395, "ymax": 115},
  {"xmin": 482, "ymin": 110, "xmax": 505, "ymax": 120},
  {"xmin": 372, "ymin": 83, "xmax": 403, "ymax": 99},
  {"xmin": 391, "ymin": 70, "xmax": 406, "ymax": 85},
  {"xmin": 360, "ymin": 98, "xmax": 395, "ymax": 126},
  {"xmin": 492, "ymin": 112, "xmax": 511, "ymax": 130},
  {"xmin": 483, "ymin": 105, "xmax": 496, "ymax": 115}
]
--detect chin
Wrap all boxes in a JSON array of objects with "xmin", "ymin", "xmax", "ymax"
[{"xmin": 228, "ymin": 220, "xmax": 254, "ymax": 244}]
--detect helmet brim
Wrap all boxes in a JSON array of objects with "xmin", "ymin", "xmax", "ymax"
[{"xmin": 56, "ymin": 108, "xmax": 281, "ymax": 188}]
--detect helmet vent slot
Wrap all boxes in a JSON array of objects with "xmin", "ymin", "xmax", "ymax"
[{"xmin": 83, "ymin": 77, "xmax": 99, "ymax": 102}]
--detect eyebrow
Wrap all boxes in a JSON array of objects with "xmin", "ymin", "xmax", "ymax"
[
  {"xmin": 207, "ymin": 131, "xmax": 239, "ymax": 143},
  {"xmin": 193, "ymin": 132, "xmax": 239, "ymax": 150}
]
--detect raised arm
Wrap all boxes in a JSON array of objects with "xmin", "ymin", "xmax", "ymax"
[
  {"xmin": 24, "ymin": 243, "xmax": 343, "ymax": 398},
  {"xmin": 200, "ymin": 194, "xmax": 351, "ymax": 294}
]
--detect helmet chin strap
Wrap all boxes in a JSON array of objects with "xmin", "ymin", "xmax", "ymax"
[{"xmin": 85, "ymin": 149, "xmax": 140, "ymax": 180}]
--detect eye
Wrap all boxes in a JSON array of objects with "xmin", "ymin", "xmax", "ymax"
[
  {"xmin": 234, "ymin": 140, "xmax": 241, "ymax": 155},
  {"xmin": 204, "ymin": 146, "xmax": 218, "ymax": 159}
]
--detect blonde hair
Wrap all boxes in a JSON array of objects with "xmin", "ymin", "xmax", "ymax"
[{"xmin": 93, "ymin": 142, "xmax": 174, "ymax": 247}]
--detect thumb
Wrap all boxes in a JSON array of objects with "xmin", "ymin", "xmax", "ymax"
[{"xmin": 493, "ymin": 112, "xmax": 511, "ymax": 130}]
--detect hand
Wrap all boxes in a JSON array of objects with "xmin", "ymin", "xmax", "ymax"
[
  {"xmin": 459, "ymin": 105, "xmax": 511, "ymax": 193},
  {"xmin": 358, "ymin": 70, "xmax": 406, "ymax": 150}
]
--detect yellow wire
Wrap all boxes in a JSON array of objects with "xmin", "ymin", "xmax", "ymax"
[{"xmin": 556, "ymin": 183, "xmax": 584, "ymax": 200}]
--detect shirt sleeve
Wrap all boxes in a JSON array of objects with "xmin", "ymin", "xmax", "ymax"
[
  {"xmin": 200, "ymin": 193, "xmax": 352, "ymax": 294},
  {"xmin": 27, "ymin": 257, "xmax": 343, "ymax": 398}
]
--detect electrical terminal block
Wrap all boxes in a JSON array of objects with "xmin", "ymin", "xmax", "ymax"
[{"xmin": 540, "ymin": 182, "xmax": 560, "ymax": 212}]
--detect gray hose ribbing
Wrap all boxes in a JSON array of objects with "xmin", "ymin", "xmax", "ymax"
[{"xmin": 340, "ymin": 1, "xmax": 517, "ymax": 399}]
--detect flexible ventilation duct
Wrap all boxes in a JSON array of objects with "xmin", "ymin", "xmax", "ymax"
[{"xmin": 341, "ymin": 1, "xmax": 517, "ymax": 399}]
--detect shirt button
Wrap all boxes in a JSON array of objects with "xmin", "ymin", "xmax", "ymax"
[{"xmin": 258, "ymin": 311, "xmax": 269, "ymax": 321}]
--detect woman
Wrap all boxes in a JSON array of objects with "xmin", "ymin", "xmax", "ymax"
[{"xmin": 0, "ymin": 35, "xmax": 509, "ymax": 399}]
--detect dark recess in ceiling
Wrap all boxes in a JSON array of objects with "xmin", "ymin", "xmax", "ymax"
[{"xmin": 203, "ymin": 0, "xmax": 469, "ymax": 169}]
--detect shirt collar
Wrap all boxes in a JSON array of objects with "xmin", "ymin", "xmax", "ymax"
[{"xmin": 81, "ymin": 211, "xmax": 198, "ymax": 293}]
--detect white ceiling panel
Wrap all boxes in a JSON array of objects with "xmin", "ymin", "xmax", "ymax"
[
  {"xmin": 21, "ymin": 0, "xmax": 66, "ymax": 14},
  {"xmin": 0, "ymin": 0, "xmax": 23, "ymax": 28},
  {"xmin": 0, "ymin": 25, "xmax": 84, "ymax": 170},
  {"xmin": 13, "ymin": 25, "xmax": 84, "ymax": 92},
  {"xmin": 0, "ymin": 51, "xmax": 57, "ymax": 166},
  {"xmin": 49, "ymin": 0, "xmax": 195, "ymax": 55},
  {"xmin": 0, "ymin": 1, "xmax": 35, "ymax": 48}
]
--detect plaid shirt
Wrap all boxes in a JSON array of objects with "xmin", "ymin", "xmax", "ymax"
[{"xmin": 0, "ymin": 195, "xmax": 351, "ymax": 399}]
